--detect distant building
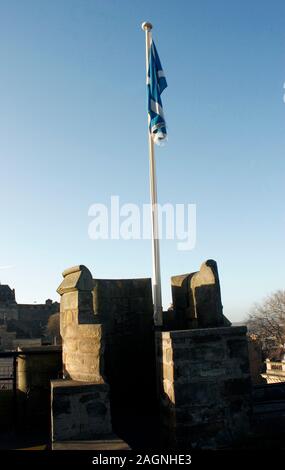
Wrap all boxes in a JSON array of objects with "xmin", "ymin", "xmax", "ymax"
[
  {"xmin": 0, "ymin": 285, "xmax": 18, "ymax": 321},
  {"xmin": 0, "ymin": 284, "xmax": 59, "ymax": 343}
]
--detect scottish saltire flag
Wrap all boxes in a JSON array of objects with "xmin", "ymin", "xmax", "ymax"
[{"xmin": 147, "ymin": 40, "xmax": 168, "ymax": 145}]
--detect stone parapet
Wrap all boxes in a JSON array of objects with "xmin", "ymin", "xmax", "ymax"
[
  {"xmin": 170, "ymin": 260, "xmax": 231, "ymax": 330},
  {"xmin": 156, "ymin": 326, "xmax": 252, "ymax": 449}
]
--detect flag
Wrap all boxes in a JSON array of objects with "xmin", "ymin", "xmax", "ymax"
[{"xmin": 147, "ymin": 40, "xmax": 168, "ymax": 145}]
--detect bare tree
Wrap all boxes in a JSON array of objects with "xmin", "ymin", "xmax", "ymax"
[
  {"xmin": 46, "ymin": 312, "xmax": 61, "ymax": 345},
  {"xmin": 246, "ymin": 290, "xmax": 285, "ymax": 359}
]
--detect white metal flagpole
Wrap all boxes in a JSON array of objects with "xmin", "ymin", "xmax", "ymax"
[{"xmin": 141, "ymin": 21, "xmax": 163, "ymax": 327}]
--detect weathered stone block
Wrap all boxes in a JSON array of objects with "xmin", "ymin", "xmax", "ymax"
[
  {"xmin": 79, "ymin": 340, "xmax": 99, "ymax": 353},
  {"xmin": 51, "ymin": 380, "xmax": 112, "ymax": 441},
  {"xmin": 64, "ymin": 339, "xmax": 78, "ymax": 352},
  {"xmin": 61, "ymin": 292, "xmax": 79, "ymax": 312},
  {"xmin": 77, "ymin": 324, "xmax": 103, "ymax": 338},
  {"xmin": 57, "ymin": 265, "xmax": 94, "ymax": 295},
  {"xmin": 170, "ymin": 260, "xmax": 231, "ymax": 330}
]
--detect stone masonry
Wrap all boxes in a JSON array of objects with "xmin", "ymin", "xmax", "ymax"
[
  {"xmin": 51, "ymin": 265, "xmax": 112, "ymax": 442},
  {"xmin": 92, "ymin": 278, "xmax": 155, "ymax": 404},
  {"xmin": 57, "ymin": 265, "xmax": 105, "ymax": 383},
  {"xmin": 169, "ymin": 260, "xmax": 231, "ymax": 330},
  {"xmin": 91, "ymin": 278, "xmax": 157, "ymax": 445},
  {"xmin": 51, "ymin": 381, "xmax": 111, "ymax": 441},
  {"xmin": 0, "ymin": 284, "xmax": 59, "ymax": 338},
  {"xmin": 156, "ymin": 326, "xmax": 252, "ymax": 449},
  {"xmin": 52, "ymin": 259, "xmax": 254, "ymax": 449},
  {"xmin": 156, "ymin": 260, "xmax": 252, "ymax": 449}
]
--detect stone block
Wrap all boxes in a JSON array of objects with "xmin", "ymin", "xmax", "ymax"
[
  {"xmin": 64, "ymin": 339, "xmax": 78, "ymax": 352},
  {"xmin": 51, "ymin": 380, "xmax": 112, "ymax": 441},
  {"xmin": 57, "ymin": 265, "xmax": 94, "ymax": 295},
  {"xmin": 60, "ymin": 292, "xmax": 79, "ymax": 312},
  {"xmin": 170, "ymin": 260, "xmax": 231, "ymax": 330},
  {"xmin": 190, "ymin": 260, "xmax": 224, "ymax": 328}
]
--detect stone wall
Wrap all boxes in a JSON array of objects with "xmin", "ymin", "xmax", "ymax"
[
  {"xmin": 18, "ymin": 301, "xmax": 59, "ymax": 323},
  {"xmin": 51, "ymin": 265, "xmax": 113, "ymax": 442},
  {"xmin": 55, "ymin": 270, "xmax": 157, "ymax": 446},
  {"xmin": 53, "ymin": 261, "xmax": 254, "ymax": 449},
  {"xmin": 92, "ymin": 278, "xmax": 157, "ymax": 444},
  {"xmin": 156, "ymin": 326, "xmax": 252, "ymax": 449},
  {"xmin": 17, "ymin": 346, "xmax": 62, "ymax": 433}
]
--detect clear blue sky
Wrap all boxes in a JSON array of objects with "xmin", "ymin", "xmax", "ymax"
[{"xmin": 0, "ymin": 0, "xmax": 285, "ymax": 322}]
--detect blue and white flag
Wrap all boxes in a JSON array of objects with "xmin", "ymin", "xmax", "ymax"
[{"xmin": 147, "ymin": 40, "xmax": 168, "ymax": 145}]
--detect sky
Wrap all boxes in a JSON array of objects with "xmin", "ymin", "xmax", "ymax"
[{"xmin": 0, "ymin": 0, "xmax": 285, "ymax": 322}]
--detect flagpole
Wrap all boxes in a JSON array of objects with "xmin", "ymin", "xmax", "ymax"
[{"xmin": 142, "ymin": 21, "xmax": 163, "ymax": 327}]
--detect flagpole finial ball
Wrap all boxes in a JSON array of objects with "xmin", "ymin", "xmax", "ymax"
[{"xmin": 141, "ymin": 22, "xmax": 153, "ymax": 31}]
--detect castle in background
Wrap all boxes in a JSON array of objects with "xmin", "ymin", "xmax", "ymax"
[{"xmin": 0, "ymin": 284, "xmax": 59, "ymax": 349}]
